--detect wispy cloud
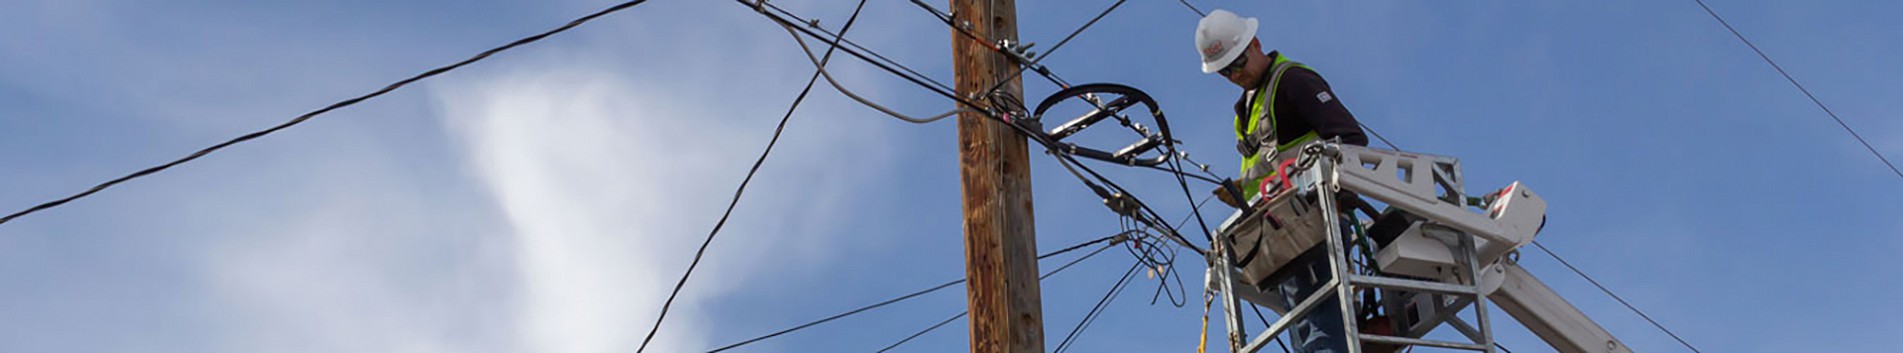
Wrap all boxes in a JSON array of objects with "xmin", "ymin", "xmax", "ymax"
[{"xmin": 432, "ymin": 55, "xmax": 892, "ymax": 352}]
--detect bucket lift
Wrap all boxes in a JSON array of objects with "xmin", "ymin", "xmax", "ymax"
[
  {"xmin": 1206, "ymin": 143, "xmax": 1632, "ymax": 353},
  {"xmin": 1022, "ymin": 83, "xmax": 1631, "ymax": 353}
]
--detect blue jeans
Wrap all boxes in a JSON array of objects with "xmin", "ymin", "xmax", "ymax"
[
  {"xmin": 1275, "ymin": 218, "xmax": 1358, "ymax": 353},
  {"xmin": 1276, "ymin": 255, "xmax": 1349, "ymax": 353}
]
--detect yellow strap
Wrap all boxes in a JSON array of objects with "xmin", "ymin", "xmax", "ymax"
[{"xmin": 1197, "ymin": 293, "xmax": 1213, "ymax": 353}]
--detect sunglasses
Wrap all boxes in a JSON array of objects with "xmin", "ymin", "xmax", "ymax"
[{"xmin": 1217, "ymin": 52, "xmax": 1249, "ymax": 77}]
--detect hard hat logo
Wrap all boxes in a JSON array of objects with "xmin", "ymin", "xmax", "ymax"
[{"xmin": 1202, "ymin": 42, "xmax": 1226, "ymax": 59}]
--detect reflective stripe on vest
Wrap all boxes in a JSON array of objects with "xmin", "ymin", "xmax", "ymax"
[{"xmin": 1234, "ymin": 56, "xmax": 1318, "ymax": 197}]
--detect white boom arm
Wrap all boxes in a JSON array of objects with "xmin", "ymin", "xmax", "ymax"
[{"xmin": 1490, "ymin": 259, "xmax": 1632, "ymax": 353}]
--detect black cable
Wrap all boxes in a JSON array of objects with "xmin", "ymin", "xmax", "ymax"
[
  {"xmin": 1041, "ymin": 231, "xmax": 1129, "ymax": 260},
  {"xmin": 706, "ymin": 234, "xmax": 1119, "ymax": 352},
  {"xmin": 1048, "ymin": 142, "xmax": 1207, "ymax": 255},
  {"xmin": 638, "ymin": 2, "xmax": 868, "ymax": 352},
  {"xmin": 1687, "ymin": 0, "xmax": 1902, "ymax": 180},
  {"xmin": 1249, "ymin": 304, "xmax": 1293, "ymax": 353},
  {"xmin": 1175, "ymin": 0, "xmax": 1207, "ymax": 17},
  {"xmin": 1052, "ymin": 261, "xmax": 1143, "ymax": 353},
  {"xmin": 1140, "ymin": 163, "xmax": 1225, "ymax": 185},
  {"xmin": 875, "ymin": 311, "xmax": 965, "ymax": 353},
  {"xmin": 1168, "ymin": 151, "xmax": 1216, "ymax": 249},
  {"xmin": 910, "ymin": 0, "xmax": 1075, "ymax": 91},
  {"xmin": 758, "ymin": 2, "xmax": 957, "ymax": 95},
  {"xmin": 1038, "ymin": 133, "xmax": 1206, "ymax": 251},
  {"xmin": 751, "ymin": 4, "xmax": 977, "ymax": 108},
  {"xmin": 763, "ymin": 1, "xmax": 1210, "ymax": 257},
  {"xmin": 978, "ymin": 0, "xmax": 1128, "ymax": 98},
  {"xmin": 1146, "ymin": 194, "xmax": 1213, "ymax": 307},
  {"xmin": 870, "ymin": 243, "xmax": 1116, "ymax": 353},
  {"xmin": 1358, "ymin": 122, "xmax": 1402, "ymax": 151},
  {"xmin": 1495, "ymin": 342, "xmax": 1515, "ymax": 353},
  {"xmin": 707, "ymin": 279, "xmax": 963, "ymax": 353},
  {"xmin": 822, "ymin": 2, "xmax": 1206, "ymax": 258},
  {"xmin": 1531, "ymin": 241, "xmax": 1702, "ymax": 353},
  {"xmin": 1032, "ymin": 0, "xmax": 1124, "ymax": 67},
  {"xmin": 0, "ymin": 0, "xmax": 655, "ymax": 226},
  {"xmin": 906, "ymin": 0, "xmax": 954, "ymax": 24},
  {"xmin": 1176, "ymin": 152, "xmax": 1229, "ymax": 185}
]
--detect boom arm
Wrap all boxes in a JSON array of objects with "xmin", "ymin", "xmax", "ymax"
[{"xmin": 1490, "ymin": 259, "xmax": 1633, "ymax": 353}]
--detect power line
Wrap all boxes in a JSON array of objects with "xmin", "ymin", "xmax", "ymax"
[
  {"xmin": 1687, "ymin": 0, "xmax": 1902, "ymax": 180},
  {"xmin": 909, "ymin": 0, "xmax": 1073, "ymax": 90},
  {"xmin": 761, "ymin": 2, "xmax": 957, "ymax": 95},
  {"xmin": 709, "ymin": 234, "xmax": 1123, "ymax": 352},
  {"xmin": 872, "ymin": 243, "xmax": 1117, "ymax": 352},
  {"xmin": 767, "ymin": 3, "xmax": 1210, "ymax": 257},
  {"xmin": 979, "ymin": 0, "xmax": 1129, "ymax": 98},
  {"xmin": 768, "ymin": 1, "xmax": 1213, "ymax": 258},
  {"xmin": 0, "ymin": 0, "xmax": 655, "ymax": 226},
  {"xmin": 1368, "ymin": 121, "xmax": 1696, "ymax": 351},
  {"xmin": 757, "ymin": 2, "xmax": 964, "ymax": 104},
  {"xmin": 1175, "ymin": 0, "xmax": 1207, "ymax": 17},
  {"xmin": 876, "ymin": 311, "xmax": 966, "ymax": 352},
  {"xmin": 1359, "ymin": 122, "xmax": 1402, "ymax": 151},
  {"xmin": 1031, "ymin": 0, "xmax": 1126, "ymax": 70},
  {"xmin": 1249, "ymin": 303, "xmax": 1293, "ymax": 353},
  {"xmin": 776, "ymin": 18, "xmax": 974, "ymax": 124},
  {"xmin": 1052, "ymin": 260, "xmax": 1143, "ymax": 353},
  {"xmin": 1306, "ymin": 81, "xmax": 1693, "ymax": 353},
  {"xmin": 635, "ymin": 1, "xmax": 869, "ymax": 352},
  {"xmin": 1530, "ymin": 241, "xmax": 1703, "ymax": 353}
]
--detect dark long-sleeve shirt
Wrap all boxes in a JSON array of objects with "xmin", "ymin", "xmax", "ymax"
[{"xmin": 1233, "ymin": 52, "xmax": 1369, "ymax": 147}]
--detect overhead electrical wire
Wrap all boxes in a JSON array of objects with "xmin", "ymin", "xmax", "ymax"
[
  {"xmin": 1355, "ymin": 119, "xmax": 1701, "ymax": 352},
  {"xmin": 909, "ymin": 0, "xmax": 1071, "ymax": 90},
  {"xmin": 1359, "ymin": 122, "xmax": 1402, "ymax": 151},
  {"xmin": 980, "ymin": 0, "xmax": 1128, "ymax": 98},
  {"xmin": 1175, "ymin": 0, "xmax": 1207, "ymax": 17},
  {"xmin": 0, "ymin": 0, "xmax": 656, "ymax": 226},
  {"xmin": 636, "ymin": 1, "xmax": 869, "ymax": 352},
  {"xmin": 872, "ymin": 200, "xmax": 1218, "ymax": 352},
  {"xmin": 708, "ymin": 233, "xmax": 1125, "ymax": 353},
  {"xmin": 1531, "ymin": 241, "xmax": 1703, "ymax": 353},
  {"xmin": 759, "ymin": 3, "xmax": 957, "ymax": 96},
  {"xmin": 822, "ymin": 2, "xmax": 1734, "ymax": 352},
  {"xmin": 1248, "ymin": 304, "xmax": 1294, "ymax": 353},
  {"xmin": 755, "ymin": 1, "xmax": 967, "ymax": 105},
  {"xmin": 777, "ymin": 19, "xmax": 974, "ymax": 124},
  {"xmin": 1687, "ymin": 0, "xmax": 1902, "ymax": 180},
  {"xmin": 876, "ymin": 310, "xmax": 967, "ymax": 353},
  {"xmin": 772, "ymin": 4, "xmax": 1709, "ymax": 353},
  {"xmin": 978, "ymin": 0, "xmax": 1231, "ymax": 250},
  {"xmin": 0, "ymin": 0, "xmax": 1750, "ymax": 351},
  {"xmin": 1052, "ymin": 261, "xmax": 1144, "ymax": 353},
  {"xmin": 759, "ymin": 2, "xmax": 1213, "ymax": 256}
]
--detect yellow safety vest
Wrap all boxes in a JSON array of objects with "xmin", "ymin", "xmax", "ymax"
[{"xmin": 1235, "ymin": 55, "xmax": 1318, "ymax": 197}]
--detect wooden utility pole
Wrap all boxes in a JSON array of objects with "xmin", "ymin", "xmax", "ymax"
[{"xmin": 949, "ymin": 0, "xmax": 1042, "ymax": 352}]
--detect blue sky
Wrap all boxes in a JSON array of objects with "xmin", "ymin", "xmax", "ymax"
[{"xmin": 2, "ymin": 0, "xmax": 1899, "ymax": 352}]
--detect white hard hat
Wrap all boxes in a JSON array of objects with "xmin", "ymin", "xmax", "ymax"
[{"xmin": 1195, "ymin": 9, "xmax": 1258, "ymax": 74}]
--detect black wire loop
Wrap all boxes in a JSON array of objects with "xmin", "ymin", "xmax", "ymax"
[{"xmin": 1031, "ymin": 83, "xmax": 1174, "ymax": 167}]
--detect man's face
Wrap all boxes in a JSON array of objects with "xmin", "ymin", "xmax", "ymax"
[{"xmin": 1220, "ymin": 40, "xmax": 1266, "ymax": 89}]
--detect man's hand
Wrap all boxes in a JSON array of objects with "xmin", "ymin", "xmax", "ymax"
[{"xmin": 1213, "ymin": 179, "xmax": 1247, "ymax": 209}]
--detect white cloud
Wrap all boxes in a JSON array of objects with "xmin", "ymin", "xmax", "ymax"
[
  {"xmin": 2, "ymin": 1, "xmax": 906, "ymax": 352},
  {"xmin": 432, "ymin": 57, "xmax": 891, "ymax": 352},
  {"xmin": 194, "ymin": 131, "xmax": 515, "ymax": 353}
]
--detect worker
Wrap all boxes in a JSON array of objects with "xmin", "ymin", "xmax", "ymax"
[{"xmin": 1196, "ymin": 9, "xmax": 1370, "ymax": 353}]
